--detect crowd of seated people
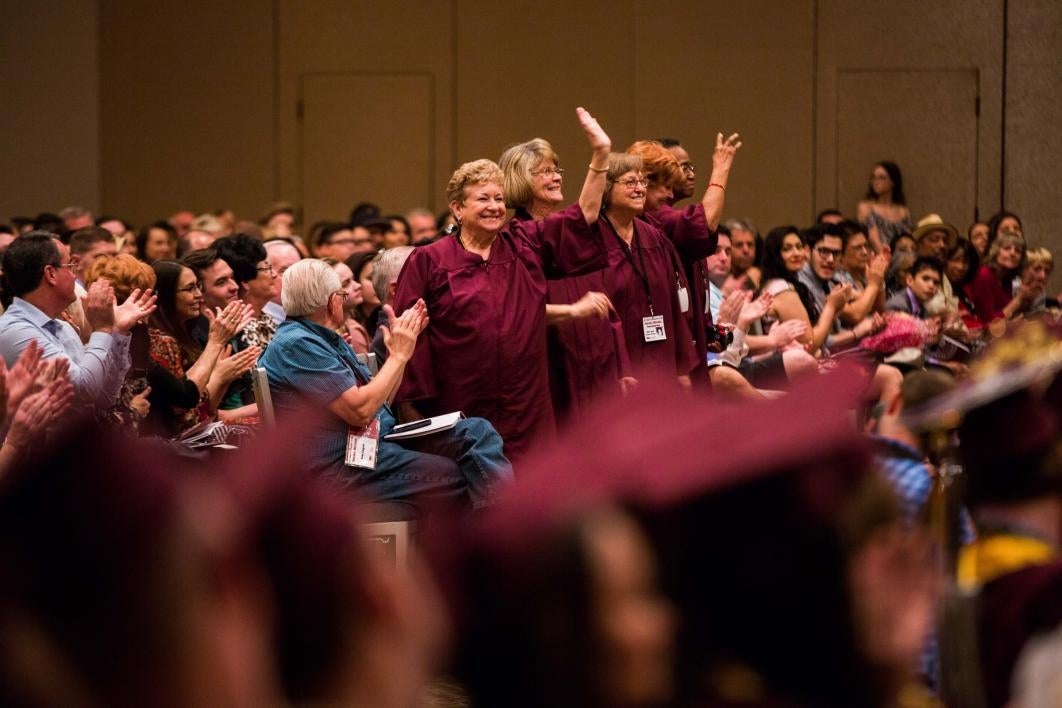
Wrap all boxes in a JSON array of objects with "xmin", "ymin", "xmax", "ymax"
[{"xmin": 3, "ymin": 109, "xmax": 1062, "ymax": 707}]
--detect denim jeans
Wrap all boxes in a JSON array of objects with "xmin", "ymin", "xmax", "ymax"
[{"xmin": 337, "ymin": 416, "xmax": 513, "ymax": 510}]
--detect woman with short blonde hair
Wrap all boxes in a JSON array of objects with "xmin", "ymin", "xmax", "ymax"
[{"xmin": 392, "ymin": 108, "xmax": 612, "ymax": 464}]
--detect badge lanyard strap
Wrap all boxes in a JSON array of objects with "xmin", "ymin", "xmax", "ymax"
[{"xmin": 605, "ymin": 215, "xmax": 655, "ymax": 316}]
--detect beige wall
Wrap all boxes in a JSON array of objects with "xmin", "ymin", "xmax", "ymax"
[
  {"xmin": 0, "ymin": 0, "xmax": 100, "ymax": 220},
  {"xmin": 3, "ymin": 0, "xmax": 1060, "ymax": 292}
]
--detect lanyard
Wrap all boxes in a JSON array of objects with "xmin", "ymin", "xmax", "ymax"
[{"xmin": 605, "ymin": 215, "xmax": 655, "ymax": 315}]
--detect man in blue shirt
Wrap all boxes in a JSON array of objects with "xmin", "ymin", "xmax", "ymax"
[
  {"xmin": 260, "ymin": 258, "xmax": 511, "ymax": 509},
  {"xmin": 0, "ymin": 232, "xmax": 156, "ymax": 414}
]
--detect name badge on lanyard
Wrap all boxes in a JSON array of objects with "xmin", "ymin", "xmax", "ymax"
[
  {"xmin": 345, "ymin": 417, "xmax": 381, "ymax": 469},
  {"xmin": 677, "ymin": 285, "xmax": 689, "ymax": 313},
  {"xmin": 643, "ymin": 315, "xmax": 667, "ymax": 342}
]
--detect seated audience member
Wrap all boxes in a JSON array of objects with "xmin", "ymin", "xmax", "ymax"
[
  {"xmin": 836, "ymin": 220, "xmax": 888, "ymax": 323},
  {"xmin": 885, "ymin": 248, "xmax": 917, "ymax": 299},
  {"xmin": 136, "ymin": 221, "xmax": 179, "ymax": 263},
  {"xmin": 260, "ymin": 259, "xmax": 512, "ymax": 509},
  {"xmin": 96, "ymin": 215, "xmax": 129, "ymax": 236},
  {"xmin": 968, "ymin": 221, "xmax": 990, "ymax": 257},
  {"xmin": 168, "ymin": 209, "xmax": 196, "ymax": 238},
  {"xmin": 761, "ymin": 225, "xmax": 848, "ymax": 355},
  {"xmin": 0, "ymin": 232, "xmax": 155, "ymax": 414},
  {"xmin": 386, "ymin": 214, "xmax": 412, "ymax": 246},
  {"xmin": 322, "ymin": 257, "xmax": 370, "ymax": 354},
  {"xmin": 816, "ymin": 208, "xmax": 846, "ymax": 225},
  {"xmin": 0, "ymin": 425, "xmax": 281, "ymax": 708},
  {"xmin": 181, "ymin": 246, "xmax": 240, "ymax": 343},
  {"xmin": 143, "ymin": 260, "xmax": 257, "ymax": 438},
  {"xmin": 179, "ymin": 227, "xmax": 217, "ymax": 256},
  {"xmin": 885, "ymin": 256, "xmax": 944, "ymax": 319},
  {"xmin": 345, "ymin": 251, "xmax": 384, "ymax": 341},
  {"xmin": 0, "ymin": 342, "xmax": 74, "ymax": 474},
  {"xmin": 965, "ymin": 230, "xmax": 1038, "ymax": 325},
  {"xmin": 240, "ymin": 466, "xmax": 449, "ymax": 708},
  {"xmin": 262, "ymin": 238, "xmax": 303, "ymax": 324},
  {"xmin": 944, "ymin": 237, "xmax": 983, "ymax": 330},
  {"xmin": 722, "ymin": 218, "xmax": 762, "ymax": 294},
  {"xmin": 214, "ymin": 234, "xmax": 278, "ymax": 351},
  {"xmin": 1021, "ymin": 246, "xmax": 1056, "ymax": 315},
  {"xmin": 60, "ymin": 205, "xmax": 94, "ymax": 233},
  {"xmin": 406, "ymin": 207, "xmax": 439, "ymax": 245},
  {"xmin": 260, "ymin": 201, "xmax": 296, "ymax": 236},
  {"xmin": 891, "ymin": 232, "xmax": 917, "ymax": 257},
  {"xmin": 84, "ymin": 254, "xmax": 157, "ymax": 432},
  {"xmin": 313, "ymin": 221, "xmax": 368, "ymax": 261},
  {"xmin": 69, "ymin": 226, "xmax": 118, "ymax": 289},
  {"xmin": 191, "ymin": 213, "xmax": 228, "ymax": 240},
  {"xmin": 985, "ymin": 209, "xmax": 1024, "ymax": 252},
  {"xmin": 370, "ymin": 246, "xmax": 415, "ymax": 367}
]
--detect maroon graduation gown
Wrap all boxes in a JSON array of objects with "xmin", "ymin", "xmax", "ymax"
[
  {"xmin": 601, "ymin": 217, "xmax": 698, "ymax": 378},
  {"xmin": 393, "ymin": 203, "xmax": 606, "ymax": 465},
  {"xmin": 508, "ymin": 209, "xmax": 633, "ymax": 424},
  {"xmin": 642, "ymin": 203, "xmax": 717, "ymax": 382}
]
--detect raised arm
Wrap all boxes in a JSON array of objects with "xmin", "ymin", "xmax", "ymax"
[
  {"xmin": 576, "ymin": 106, "xmax": 612, "ymax": 224},
  {"xmin": 701, "ymin": 132, "xmax": 742, "ymax": 232}
]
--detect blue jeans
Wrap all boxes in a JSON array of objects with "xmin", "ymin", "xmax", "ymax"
[{"xmin": 337, "ymin": 417, "xmax": 512, "ymax": 510}]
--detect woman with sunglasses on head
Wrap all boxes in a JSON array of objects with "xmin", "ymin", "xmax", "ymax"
[
  {"xmin": 857, "ymin": 161, "xmax": 913, "ymax": 254},
  {"xmin": 143, "ymin": 260, "xmax": 258, "ymax": 438}
]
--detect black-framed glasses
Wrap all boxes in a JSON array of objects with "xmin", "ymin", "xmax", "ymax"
[
  {"xmin": 814, "ymin": 246, "xmax": 841, "ymax": 259},
  {"xmin": 256, "ymin": 263, "xmax": 276, "ymax": 274},
  {"xmin": 680, "ymin": 162, "xmax": 696, "ymax": 174},
  {"xmin": 530, "ymin": 166, "xmax": 565, "ymax": 177}
]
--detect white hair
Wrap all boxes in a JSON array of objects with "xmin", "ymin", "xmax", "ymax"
[
  {"xmin": 372, "ymin": 246, "xmax": 414, "ymax": 305},
  {"xmin": 282, "ymin": 258, "xmax": 339, "ymax": 317}
]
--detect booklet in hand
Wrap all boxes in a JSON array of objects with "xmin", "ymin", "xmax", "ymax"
[{"xmin": 383, "ymin": 411, "xmax": 465, "ymax": 441}]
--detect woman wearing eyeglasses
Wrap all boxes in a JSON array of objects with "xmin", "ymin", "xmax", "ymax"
[
  {"xmin": 500, "ymin": 137, "xmax": 634, "ymax": 423},
  {"xmin": 143, "ymin": 260, "xmax": 258, "ymax": 438},
  {"xmin": 598, "ymin": 153, "xmax": 697, "ymax": 384},
  {"xmin": 392, "ymin": 107, "xmax": 611, "ymax": 465}
]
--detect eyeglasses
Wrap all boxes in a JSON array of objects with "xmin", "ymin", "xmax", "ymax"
[
  {"xmin": 530, "ymin": 166, "xmax": 564, "ymax": 177},
  {"xmin": 256, "ymin": 263, "xmax": 276, "ymax": 274},
  {"xmin": 615, "ymin": 178, "xmax": 649, "ymax": 189},
  {"xmin": 814, "ymin": 246, "xmax": 842, "ymax": 259},
  {"xmin": 847, "ymin": 242, "xmax": 870, "ymax": 253},
  {"xmin": 680, "ymin": 162, "xmax": 696, "ymax": 174},
  {"xmin": 177, "ymin": 282, "xmax": 203, "ymax": 294},
  {"xmin": 53, "ymin": 256, "xmax": 81, "ymax": 270},
  {"xmin": 331, "ymin": 289, "xmax": 349, "ymax": 303}
]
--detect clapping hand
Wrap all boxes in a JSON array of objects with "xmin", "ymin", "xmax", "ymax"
[
  {"xmin": 738, "ymin": 292, "xmax": 773, "ymax": 330},
  {"xmin": 3, "ymin": 341, "xmax": 43, "ymax": 424},
  {"xmin": 5, "ymin": 378, "xmax": 75, "ymax": 451},
  {"xmin": 717, "ymin": 290, "xmax": 750, "ymax": 328},
  {"xmin": 113, "ymin": 288, "xmax": 158, "ymax": 333},
  {"xmin": 381, "ymin": 299, "xmax": 428, "ymax": 363},
  {"xmin": 767, "ymin": 320, "xmax": 808, "ymax": 349},
  {"xmin": 82, "ymin": 279, "xmax": 117, "ymax": 332},
  {"xmin": 213, "ymin": 345, "xmax": 262, "ymax": 384},
  {"xmin": 205, "ymin": 301, "xmax": 255, "ymax": 344}
]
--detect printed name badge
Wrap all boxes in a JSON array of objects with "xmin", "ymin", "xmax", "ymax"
[
  {"xmin": 643, "ymin": 315, "xmax": 667, "ymax": 342},
  {"xmin": 345, "ymin": 418, "xmax": 381, "ymax": 469},
  {"xmin": 677, "ymin": 286, "xmax": 689, "ymax": 313}
]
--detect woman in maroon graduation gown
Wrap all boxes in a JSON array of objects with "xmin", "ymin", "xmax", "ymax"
[
  {"xmin": 392, "ymin": 107, "xmax": 612, "ymax": 465},
  {"xmin": 599, "ymin": 153, "xmax": 698, "ymax": 384},
  {"xmin": 628, "ymin": 134, "xmax": 741, "ymax": 386},
  {"xmin": 499, "ymin": 138, "xmax": 635, "ymax": 424}
]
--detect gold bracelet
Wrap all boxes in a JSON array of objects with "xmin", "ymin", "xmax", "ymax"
[{"xmin": 588, "ymin": 164, "xmax": 609, "ymax": 173}]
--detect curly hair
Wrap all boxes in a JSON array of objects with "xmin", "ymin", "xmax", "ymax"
[
  {"xmin": 626, "ymin": 140, "xmax": 683, "ymax": 189},
  {"xmin": 446, "ymin": 159, "xmax": 504, "ymax": 205},
  {"xmin": 85, "ymin": 253, "xmax": 156, "ymax": 301}
]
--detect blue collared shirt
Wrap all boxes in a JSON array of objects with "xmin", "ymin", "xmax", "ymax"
[
  {"xmin": 260, "ymin": 317, "xmax": 391, "ymax": 473},
  {"xmin": 0, "ymin": 297, "xmax": 131, "ymax": 408}
]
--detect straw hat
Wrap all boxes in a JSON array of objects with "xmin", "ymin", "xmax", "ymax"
[{"xmin": 911, "ymin": 213, "xmax": 959, "ymax": 250}]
